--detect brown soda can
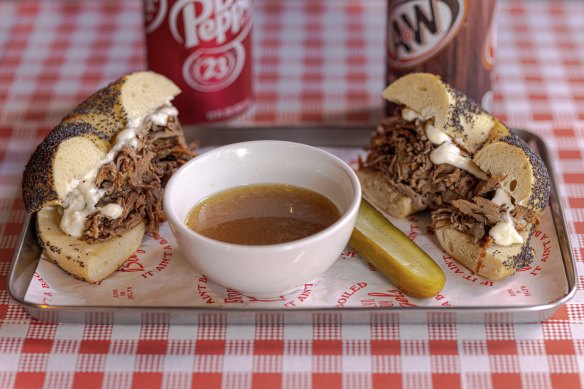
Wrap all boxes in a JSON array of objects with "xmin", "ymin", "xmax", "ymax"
[
  {"xmin": 143, "ymin": 0, "xmax": 253, "ymax": 124},
  {"xmin": 386, "ymin": 0, "xmax": 496, "ymax": 109}
]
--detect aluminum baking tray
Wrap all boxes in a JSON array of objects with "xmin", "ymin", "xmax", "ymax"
[{"xmin": 7, "ymin": 126, "xmax": 577, "ymax": 324}]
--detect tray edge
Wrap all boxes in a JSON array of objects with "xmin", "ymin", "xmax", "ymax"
[{"xmin": 7, "ymin": 127, "xmax": 578, "ymax": 324}]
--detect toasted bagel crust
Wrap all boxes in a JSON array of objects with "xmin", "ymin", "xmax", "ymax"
[
  {"xmin": 22, "ymin": 71, "xmax": 180, "ymax": 213},
  {"xmin": 504, "ymin": 135, "xmax": 551, "ymax": 211}
]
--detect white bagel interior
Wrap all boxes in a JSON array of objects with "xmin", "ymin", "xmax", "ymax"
[
  {"xmin": 53, "ymin": 137, "xmax": 106, "ymax": 201},
  {"xmin": 357, "ymin": 170, "xmax": 416, "ymax": 219},
  {"xmin": 383, "ymin": 73, "xmax": 502, "ymax": 153},
  {"xmin": 120, "ymin": 71, "xmax": 180, "ymax": 125}
]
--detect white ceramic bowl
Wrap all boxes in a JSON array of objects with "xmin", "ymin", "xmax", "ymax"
[{"xmin": 164, "ymin": 140, "xmax": 361, "ymax": 297}]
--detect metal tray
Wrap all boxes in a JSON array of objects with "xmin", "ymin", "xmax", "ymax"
[{"xmin": 7, "ymin": 126, "xmax": 577, "ymax": 324}]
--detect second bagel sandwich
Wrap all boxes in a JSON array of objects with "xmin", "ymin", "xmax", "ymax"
[{"xmin": 358, "ymin": 73, "xmax": 550, "ymax": 280}]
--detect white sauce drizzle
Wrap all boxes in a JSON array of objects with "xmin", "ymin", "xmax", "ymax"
[
  {"xmin": 401, "ymin": 106, "xmax": 488, "ymax": 180},
  {"xmin": 489, "ymin": 214, "xmax": 523, "ymax": 246},
  {"xmin": 489, "ymin": 188, "xmax": 523, "ymax": 246},
  {"xmin": 491, "ymin": 187, "xmax": 513, "ymax": 209},
  {"xmin": 425, "ymin": 123, "xmax": 451, "ymax": 145},
  {"xmin": 401, "ymin": 107, "xmax": 451, "ymax": 146},
  {"xmin": 401, "ymin": 107, "xmax": 422, "ymax": 122},
  {"xmin": 59, "ymin": 105, "xmax": 177, "ymax": 238},
  {"xmin": 99, "ymin": 203, "xmax": 124, "ymax": 219},
  {"xmin": 429, "ymin": 143, "xmax": 489, "ymax": 181}
]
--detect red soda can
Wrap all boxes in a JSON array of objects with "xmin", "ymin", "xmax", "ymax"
[
  {"xmin": 386, "ymin": 0, "xmax": 496, "ymax": 109},
  {"xmin": 143, "ymin": 0, "xmax": 253, "ymax": 124}
]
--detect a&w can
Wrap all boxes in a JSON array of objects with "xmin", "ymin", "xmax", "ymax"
[
  {"xmin": 144, "ymin": 0, "xmax": 253, "ymax": 124},
  {"xmin": 386, "ymin": 0, "xmax": 496, "ymax": 109}
]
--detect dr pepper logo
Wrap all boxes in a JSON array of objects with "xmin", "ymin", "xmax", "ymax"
[
  {"xmin": 144, "ymin": 0, "xmax": 252, "ymax": 92},
  {"xmin": 387, "ymin": 0, "xmax": 466, "ymax": 69},
  {"xmin": 168, "ymin": 0, "xmax": 252, "ymax": 92}
]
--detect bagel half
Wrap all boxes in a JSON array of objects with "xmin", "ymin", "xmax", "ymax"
[
  {"xmin": 359, "ymin": 73, "xmax": 550, "ymax": 280},
  {"xmin": 434, "ymin": 224, "xmax": 535, "ymax": 280},
  {"xmin": 22, "ymin": 71, "xmax": 194, "ymax": 282},
  {"xmin": 23, "ymin": 71, "xmax": 181, "ymax": 211},
  {"xmin": 356, "ymin": 170, "xmax": 416, "ymax": 218},
  {"xmin": 382, "ymin": 73, "xmax": 509, "ymax": 153},
  {"xmin": 473, "ymin": 135, "xmax": 550, "ymax": 212},
  {"xmin": 37, "ymin": 207, "xmax": 145, "ymax": 283}
]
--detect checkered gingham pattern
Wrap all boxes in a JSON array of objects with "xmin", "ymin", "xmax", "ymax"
[{"xmin": 1, "ymin": 0, "xmax": 584, "ymax": 388}]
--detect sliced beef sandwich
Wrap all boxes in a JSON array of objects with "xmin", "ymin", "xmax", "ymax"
[
  {"xmin": 22, "ymin": 71, "xmax": 194, "ymax": 282},
  {"xmin": 358, "ymin": 73, "xmax": 550, "ymax": 280}
]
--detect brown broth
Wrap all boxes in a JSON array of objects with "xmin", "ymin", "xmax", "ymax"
[{"xmin": 186, "ymin": 184, "xmax": 340, "ymax": 245}]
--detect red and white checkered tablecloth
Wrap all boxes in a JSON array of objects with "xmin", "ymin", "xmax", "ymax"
[{"xmin": 1, "ymin": 0, "xmax": 584, "ymax": 388}]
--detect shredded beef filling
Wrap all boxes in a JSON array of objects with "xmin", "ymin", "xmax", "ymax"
[
  {"xmin": 431, "ymin": 198, "xmax": 539, "ymax": 243},
  {"xmin": 82, "ymin": 117, "xmax": 194, "ymax": 243},
  {"xmin": 362, "ymin": 111, "xmax": 492, "ymax": 211},
  {"xmin": 362, "ymin": 108, "xmax": 539, "ymax": 244}
]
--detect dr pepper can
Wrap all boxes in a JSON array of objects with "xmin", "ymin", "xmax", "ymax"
[
  {"xmin": 143, "ymin": 0, "xmax": 253, "ymax": 124},
  {"xmin": 386, "ymin": 0, "xmax": 496, "ymax": 109}
]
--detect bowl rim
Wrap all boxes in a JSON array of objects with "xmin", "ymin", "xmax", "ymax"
[{"xmin": 163, "ymin": 140, "xmax": 362, "ymax": 252}]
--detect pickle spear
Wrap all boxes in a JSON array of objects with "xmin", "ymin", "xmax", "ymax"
[{"xmin": 349, "ymin": 199, "xmax": 445, "ymax": 298}]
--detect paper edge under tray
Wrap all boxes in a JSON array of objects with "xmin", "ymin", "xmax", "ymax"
[{"xmin": 7, "ymin": 126, "xmax": 578, "ymax": 324}]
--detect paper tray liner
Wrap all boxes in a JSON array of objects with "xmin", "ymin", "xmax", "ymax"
[{"xmin": 23, "ymin": 148, "xmax": 568, "ymax": 310}]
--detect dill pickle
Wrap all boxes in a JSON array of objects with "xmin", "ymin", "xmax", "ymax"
[{"xmin": 349, "ymin": 199, "xmax": 446, "ymax": 298}]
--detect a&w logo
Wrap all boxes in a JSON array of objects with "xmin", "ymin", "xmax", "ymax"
[{"xmin": 387, "ymin": 0, "xmax": 466, "ymax": 69}]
